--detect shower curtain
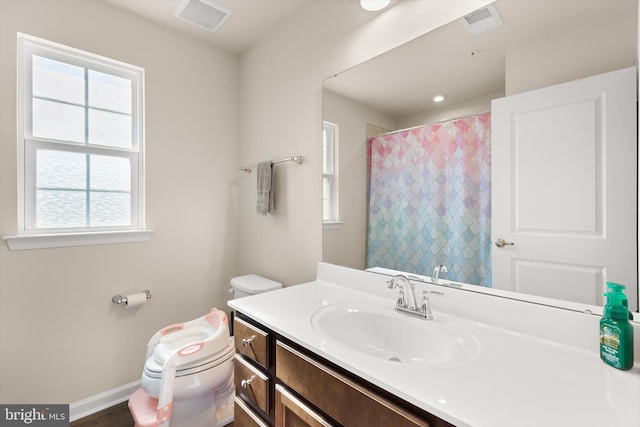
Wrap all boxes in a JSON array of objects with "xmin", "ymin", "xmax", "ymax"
[{"xmin": 367, "ymin": 113, "xmax": 492, "ymax": 286}]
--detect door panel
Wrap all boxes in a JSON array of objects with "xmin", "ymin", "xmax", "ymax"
[{"xmin": 514, "ymin": 260, "xmax": 604, "ymax": 304}]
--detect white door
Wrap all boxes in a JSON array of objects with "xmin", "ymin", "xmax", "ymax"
[{"xmin": 491, "ymin": 66, "xmax": 637, "ymax": 310}]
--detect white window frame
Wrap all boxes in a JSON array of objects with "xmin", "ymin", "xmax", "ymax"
[
  {"xmin": 4, "ymin": 33, "xmax": 151, "ymax": 250},
  {"xmin": 323, "ymin": 121, "xmax": 342, "ymax": 228}
]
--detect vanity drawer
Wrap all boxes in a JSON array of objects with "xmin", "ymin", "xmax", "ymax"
[
  {"xmin": 234, "ymin": 317, "xmax": 269, "ymax": 368},
  {"xmin": 234, "ymin": 396, "xmax": 269, "ymax": 427},
  {"xmin": 276, "ymin": 341, "xmax": 431, "ymax": 427},
  {"xmin": 235, "ymin": 354, "xmax": 270, "ymax": 414}
]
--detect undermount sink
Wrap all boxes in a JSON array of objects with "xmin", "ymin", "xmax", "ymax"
[{"xmin": 311, "ymin": 303, "xmax": 479, "ymax": 365}]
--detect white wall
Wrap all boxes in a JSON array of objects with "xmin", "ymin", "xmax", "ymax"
[
  {"xmin": 398, "ymin": 92, "xmax": 501, "ymax": 130},
  {"xmin": 505, "ymin": 8, "xmax": 636, "ymax": 95},
  {"xmin": 0, "ymin": 0, "xmax": 237, "ymax": 404}
]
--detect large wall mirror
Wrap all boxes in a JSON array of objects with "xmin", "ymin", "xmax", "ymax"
[{"xmin": 322, "ymin": 0, "xmax": 639, "ymax": 312}]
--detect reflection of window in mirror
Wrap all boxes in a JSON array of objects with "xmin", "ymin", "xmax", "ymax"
[{"xmin": 323, "ymin": 121, "xmax": 341, "ymax": 228}]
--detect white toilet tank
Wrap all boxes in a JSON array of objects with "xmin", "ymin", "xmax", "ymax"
[{"xmin": 230, "ymin": 274, "xmax": 282, "ymax": 299}]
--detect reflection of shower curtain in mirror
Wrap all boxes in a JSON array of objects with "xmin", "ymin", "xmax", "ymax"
[{"xmin": 367, "ymin": 113, "xmax": 492, "ymax": 286}]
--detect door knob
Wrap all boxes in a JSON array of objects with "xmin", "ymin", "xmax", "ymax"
[{"xmin": 495, "ymin": 238, "xmax": 515, "ymax": 248}]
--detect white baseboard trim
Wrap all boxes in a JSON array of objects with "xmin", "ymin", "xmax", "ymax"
[{"xmin": 69, "ymin": 380, "xmax": 140, "ymax": 422}]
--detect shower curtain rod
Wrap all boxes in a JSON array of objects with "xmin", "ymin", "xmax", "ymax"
[{"xmin": 374, "ymin": 110, "xmax": 491, "ymax": 138}]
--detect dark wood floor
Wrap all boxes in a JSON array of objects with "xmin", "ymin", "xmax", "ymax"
[
  {"xmin": 70, "ymin": 401, "xmax": 234, "ymax": 427},
  {"xmin": 70, "ymin": 402, "xmax": 134, "ymax": 427}
]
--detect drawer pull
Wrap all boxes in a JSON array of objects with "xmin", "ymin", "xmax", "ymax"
[
  {"xmin": 241, "ymin": 375, "xmax": 256, "ymax": 389},
  {"xmin": 241, "ymin": 335, "xmax": 256, "ymax": 347}
]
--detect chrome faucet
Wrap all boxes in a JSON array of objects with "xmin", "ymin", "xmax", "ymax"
[
  {"xmin": 387, "ymin": 275, "xmax": 433, "ymax": 320},
  {"xmin": 387, "ymin": 275, "xmax": 418, "ymax": 310},
  {"xmin": 432, "ymin": 264, "xmax": 448, "ymax": 284}
]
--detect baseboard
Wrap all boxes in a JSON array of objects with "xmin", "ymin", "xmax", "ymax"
[{"xmin": 69, "ymin": 380, "xmax": 140, "ymax": 422}]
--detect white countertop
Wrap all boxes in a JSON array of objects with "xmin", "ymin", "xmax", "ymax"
[{"xmin": 228, "ymin": 264, "xmax": 640, "ymax": 427}]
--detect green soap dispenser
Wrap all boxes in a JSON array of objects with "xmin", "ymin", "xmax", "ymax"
[{"xmin": 600, "ymin": 282, "xmax": 634, "ymax": 370}]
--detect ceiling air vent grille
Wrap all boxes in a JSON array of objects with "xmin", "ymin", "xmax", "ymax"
[
  {"xmin": 175, "ymin": 0, "xmax": 233, "ymax": 32},
  {"xmin": 462, "ymin": 4, "xmax": 503, "ymax": 36}
]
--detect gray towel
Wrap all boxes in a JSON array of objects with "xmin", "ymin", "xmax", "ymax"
[{"xmin": 256, "ymin": 161, "xmax": 275, "ymax": 216}]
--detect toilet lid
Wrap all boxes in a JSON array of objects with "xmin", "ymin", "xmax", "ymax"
[
  {"xmin": 231, "ymin": 274, "xmax": 282, "ymax": 294},
  {"xmin": 144, "ymin": 342, "xmax": 235, "ymax": 378}
]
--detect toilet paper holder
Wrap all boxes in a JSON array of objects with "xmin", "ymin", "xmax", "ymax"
[{"xmin": 112, "ymin": 290, "xmax": 152, "ymax": 305}]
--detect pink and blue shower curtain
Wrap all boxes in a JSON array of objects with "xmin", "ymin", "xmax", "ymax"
[{"xmin": 367, "ymin": 113, "xmax": 492, "ymax": 286}]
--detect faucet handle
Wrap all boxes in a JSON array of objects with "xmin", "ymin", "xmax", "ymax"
[
  {"xmin": 396, "ymin": 289, "xmax": 407, "ymax": 308},
  {"xmin": 420, "ymin": 291, "xmax": 434, "ymax": 320}
]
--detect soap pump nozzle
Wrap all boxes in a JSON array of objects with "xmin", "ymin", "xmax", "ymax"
[{"xmin": 604, "ymin": 282, "xmax": 632, "ymax": 320}]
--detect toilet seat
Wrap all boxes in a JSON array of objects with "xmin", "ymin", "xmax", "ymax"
[
  {"xmin": 143, "ymin": 342, "xmax": 235, "ymax": 379},
  {"xmin": 130, "ymin": 308, "xmax": 236, "ymax": 427}
]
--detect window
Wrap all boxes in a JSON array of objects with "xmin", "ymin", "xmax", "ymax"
[
  {"xmin": 323, "ymin": 121, "xmax": 340, "ymax": 226},
  {"xmin": 5, "ymin": 34, "xmax": 150, "ymax": 250}
]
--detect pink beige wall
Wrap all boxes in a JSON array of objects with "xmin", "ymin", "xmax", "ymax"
[{"xmin": 0, "ymin": 0, "xmax": 237, "ymax": 404}]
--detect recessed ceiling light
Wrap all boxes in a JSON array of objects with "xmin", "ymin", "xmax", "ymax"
[
  {"xmin": 433, "ymin": 95, "xmax": 446, "ymax": 103},
  {"xmin": 360, "ymin": 0, "xmax": 390, "ymax": 12}
]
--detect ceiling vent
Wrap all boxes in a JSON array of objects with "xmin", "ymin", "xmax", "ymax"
[
  {"xmin": 461, "ymin": 4, "xmax": 503, "ymax": 36},
  {"xmin": 175, "ymin": 0, "xmax": 233, "ymax": 32}
]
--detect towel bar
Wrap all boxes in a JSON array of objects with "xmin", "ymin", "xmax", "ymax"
[{"xmin": 240, "ymin": 155, "xmax": 304, "ymax": 173}]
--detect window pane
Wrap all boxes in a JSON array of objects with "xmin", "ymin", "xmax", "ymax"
[
  {"xmin": 90, "ymin": 155, "xmax": 130, "ymax": 191},
  {"xmin": 32, "ymin": 55, "xmax": 84, "ymax": 105},
  {"xmin": 36, "ymin": 149, "xmax": 86, "ymax": 190},
  {"xmin": 89, "ymin": 70, "xmax": 132, "ymax": 114},
  {"xmin": 90, "ymin": 192, "xmax": 130, "ymax": 227},
  {"xmin": 88, "ymin": 109, "xmax": 132, "ymax": 148},
  {"xmin": 323, "ymin": 177, "xmax": 331, "ymax": 221},
  {"xmin": 323, "ymin": 130, "xmax": 329, "ymax": 174},
  {"xmin": 36, "ymin": 190, "xmax": 86, "ymax": 228},
  {"xmin": 323, "ymin": 124, "xmax": 334, "ymax": 174},
  {"xmin": 32, "ymin": 98, "xmax": 85, "ymax": 142}
]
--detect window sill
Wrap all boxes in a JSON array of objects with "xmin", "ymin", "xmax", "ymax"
[
  {"xmin": 323, "ymin": 221, "xmax": 344, "ymax": 230},
  {"xmin": 3, "ymin": 230, "xmax": 154, "ymax": 251}
]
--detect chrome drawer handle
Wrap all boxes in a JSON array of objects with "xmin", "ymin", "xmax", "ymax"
[
  {"xmin": 241, "ymin": 335, "xmax": 256, "ymax": 347},
  {"xmin": 241, "ymin": 375, "xmax": 256, "ymax": 389}
]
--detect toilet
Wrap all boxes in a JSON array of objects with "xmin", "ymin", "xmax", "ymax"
[
  {"xmin": 129, "ymin": 275, "xmax": 282, "ymax": 427},
  {"xmin": 229, "ymin": 274, "xmax": 282, "ymax": 299},
  {"xmin": 228, "ymin": 274, "xmax": 282, "ymax": 336}
]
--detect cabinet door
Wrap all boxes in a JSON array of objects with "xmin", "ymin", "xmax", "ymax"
[
  {"xmin": 235, "ymin": 396, "xmax": 269, "ymax": 427},
  {"xmin": 275, "ymin": 384, "xmax": 335, "ymax": 427}
]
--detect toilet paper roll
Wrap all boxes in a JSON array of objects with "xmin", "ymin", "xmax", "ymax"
[{"xmin": 124, "ymin": 292, "xmax": 148, "ymax": 309}]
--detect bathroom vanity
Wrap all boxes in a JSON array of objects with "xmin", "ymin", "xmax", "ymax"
[
  {"xmin": 232, "ymin": 312, "xmax": 451, "ymax": 426},
  {"xmin": 228, "ymin": 263, "xmax": 640, "ymax": 427}
]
